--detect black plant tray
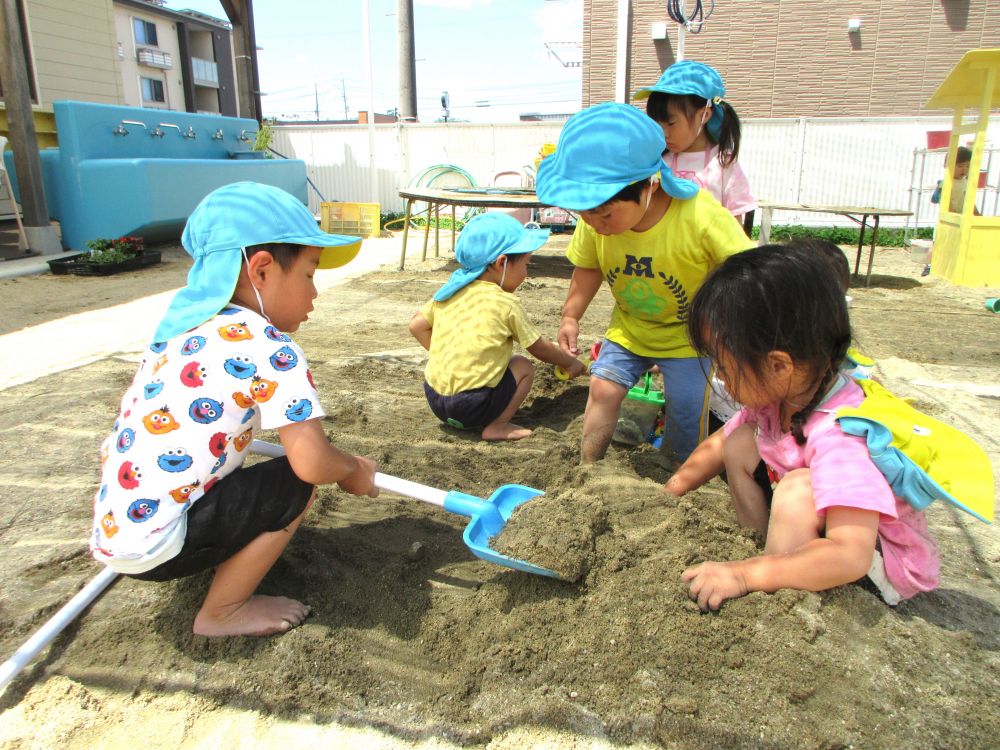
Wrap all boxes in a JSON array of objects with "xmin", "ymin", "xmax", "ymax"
[
  {"xmin": 64, "ymin": 250, "xmax": 162, "ymax": 276},
  {"xmin": 46, "ymin": 253, "xmax": 89, "ymax": 275}
]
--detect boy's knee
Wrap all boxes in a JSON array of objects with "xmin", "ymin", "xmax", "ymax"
[{"xmin": 589, "ymin": 376, "xmax": 628, "ymax": 405}]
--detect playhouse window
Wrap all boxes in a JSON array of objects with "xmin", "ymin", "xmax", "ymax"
[
  {"xmin": 133, "ymin": 18, "xmax": 158, "ymax": 47},
  {"xmin": 140, "ymin": 77, "xmax": 165, "ymax": 103}
]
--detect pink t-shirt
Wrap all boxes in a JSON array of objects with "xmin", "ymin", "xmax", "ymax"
[
  {"xmin": 666, "ymin": 146, "xmax": 757, "ymax": 218},
  {"xmin": 724, "ymin": 376, "xmax": 940, "ymax": 600}
]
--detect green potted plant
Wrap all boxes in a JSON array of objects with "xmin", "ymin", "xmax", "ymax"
[{"xmin": 59, "ymin": 236, "xmax": 161, "ymax": 276}]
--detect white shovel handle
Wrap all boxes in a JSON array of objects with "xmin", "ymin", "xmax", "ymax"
[
  {"xmin": 0, "ymin": 565, "xmax": 119, "ymax": 693},
  {"xmin": 249, "ymin": 440, "xmax": 448, "ymax": 507}
]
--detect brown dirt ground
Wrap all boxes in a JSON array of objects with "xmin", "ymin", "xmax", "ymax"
[{"xmin": 1, "ymin": 236, "xmax": 999, "ymax": 749}]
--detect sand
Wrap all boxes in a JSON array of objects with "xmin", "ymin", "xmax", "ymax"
[{"xmin": 1, "ymin": 237, "xmax": 998, "ymax": 749}]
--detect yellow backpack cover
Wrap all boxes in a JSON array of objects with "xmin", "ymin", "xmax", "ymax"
[{"xmin": 835, "ymin": 378, "xmax": 994, "ymax": 524}]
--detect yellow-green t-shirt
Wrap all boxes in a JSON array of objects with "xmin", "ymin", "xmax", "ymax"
[
  {"xmin": 420, "ymin": 280, "xmax": 541, "ymax": 396},
  {"xmin": 566, "ymin": 189, "xmax": 752, "ymax": 358}
]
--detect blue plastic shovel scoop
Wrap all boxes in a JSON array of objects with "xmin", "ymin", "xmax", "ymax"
[{"xmin": 250, "ymin": 440, "xmax": 558, "ymax": 578}]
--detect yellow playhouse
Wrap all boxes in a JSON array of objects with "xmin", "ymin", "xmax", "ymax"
[{"xmin": 926, "ymin": 49, "xmax": 1000, "ymax": 287}]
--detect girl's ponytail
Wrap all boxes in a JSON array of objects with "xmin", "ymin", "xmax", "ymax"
[
  {"xmin": 714, "ymin": 100, "xmax": 742, "ymax": 166},
  {"xmin": 789, "ymin": 334, "xmax": 852, "ymax": 445}
]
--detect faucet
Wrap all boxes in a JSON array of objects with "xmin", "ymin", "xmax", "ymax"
[
  {"xmin": 182, "ymin": 126, "xmax": 197, "ymax": 139},
  {"xmin": 158, "ymin": 123, "xmax": 181, "ymax": 137},
  {"xmin": 238, "ymin": 129, "xmax": 257, "ymax": 144},
  {"xmin": 116, "ymin": 120, "xmax": 148, "ymax": 136},
  {"xmin": 212, "ymin": 129, "xmax": 225, "ymax": 140},
  {"xmin": 150, "ymin": 126, "xmax": 165, "ymax": 138}
]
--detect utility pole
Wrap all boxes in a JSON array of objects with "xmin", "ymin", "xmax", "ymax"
[
  {"xmin": 314, "ymin": 82, "xmax": 320, "ymax": 120},
  {"xmin": 397, "ymin": 0, "xmax": 417, "ymax": 121},
  {"xmin": 341, "ymin": 78, "xmax": 349, "ymax": 119},
  {"xmin": 0, "ymin": 0, "xmax": 61, "ymax": 254}
]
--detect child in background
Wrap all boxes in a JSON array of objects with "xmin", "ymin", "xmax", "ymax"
[
  {"xmin": 927, "ymin": 146, "xmax": 979, "ymax": 275},
  {"xmin": 635, "ymin": 60, "xmax": 757, "ymax": 223},
  {"xmin": 91, "ymin": 182, "xmax": 379, "ymax": 637},
  {"xmin": 409, "ymin": 213, "xmax": 585, "ymax": 442},
  {"xmin": 535, "ymin": 102, "xmax": 753, "ymax": 464},
  {"xmin": 665, "ymin": 245, "xmax": 940, "ymax": 611}
]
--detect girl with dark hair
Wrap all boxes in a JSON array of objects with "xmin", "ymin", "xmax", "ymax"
[
  {"xmin": 634, "ymin": 60, "xmax": 756, "ymax": 222},
  {"xmin": 664, "ymin": 244, "xmax": 940, "ymax": 611}
]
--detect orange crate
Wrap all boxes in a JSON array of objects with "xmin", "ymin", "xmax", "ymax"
[{"xmin": 319, "ymin": 202, "xmax": 380, "ymax": 239}]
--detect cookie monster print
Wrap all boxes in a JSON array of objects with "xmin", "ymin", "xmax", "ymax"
[
  {"xmin": 264, "ymin": 325, "xmax": 291, "ymax": 343},
  {"xmin": 117, "ymin": 461, "xmax": 142, "ymax": 489},
  {"xmin": 157, "ymin": 448, "xmax": 193, "ymax": 473},
  {"xmin": 223, "ymin": 353, "xmax": 257, "ymax": 379},
  {"xmin": 116, "ymin": 427, "xmax": 136, "ymax": 453},
  {"xmin": 127, "ymin": 498, "xmax": 159, "ymax": 523},
  {"xmin": 211, "ymin": 452, "xmax": 227, "ymax": 474},
  {"xmin": 149, "ymin": 341, "xmax": 168, "ymax": 354},
  {"xmin": 189, "ymin": 397, "xmax": 224, "ymax": 424},
  {"xmin": 284, "ymin": 397, "xmax": 313, "ymax": 422},
  {"xmin": 180, "ymin": 361, "xmax": 207, "ymax": 387},
  {"xmin": 269, "ymin": 346, "xmax": 298, "ymax": 371},
  {"xmin": 180, "ymin": 335, "xmax": 207, "ymax": 355},
  {"xmin": 143, "ymin": 379, "xmax": 165, "ymax": 400},
  {"xmin": 218, "ymin": 322, "xmax": 253, "ymax": 342}
]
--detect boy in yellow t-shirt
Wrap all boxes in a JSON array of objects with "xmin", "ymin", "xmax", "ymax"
[
  {"xmin": 536, "ymin": 102, "xmax": 753, "ymax": 463},
  {"xmin": 409, "ymin": 213, "xmax": 585, "ymax": 442}
]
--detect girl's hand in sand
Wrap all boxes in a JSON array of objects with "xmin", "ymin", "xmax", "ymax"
[
  {"xmin": 682, "ymin": 561, "xmax": 749, "ymax": 612},
  {"xmin": 338, "ymin": 455, "xmax": 379, "ymax": 498}
]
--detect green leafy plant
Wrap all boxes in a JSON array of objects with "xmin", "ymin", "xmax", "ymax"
[
  {"xmin": 83, "ymin": 236, "xmax": 145, "ymax": 264},
  {"xmin": 253, "ymin": 120, "xmax": 275, "ymax": 158},
  {"xmin": 749, "ymin": 224, "xmax": 934, "ymax": 247}
]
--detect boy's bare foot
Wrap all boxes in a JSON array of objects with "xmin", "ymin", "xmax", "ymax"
[
  {"xmin": 482, "ymin": 422, "xmax": 532, "ymax": 441},
  {"xmin": 193, "ymin": 594, "xmax": 311, "ymax": 637}
]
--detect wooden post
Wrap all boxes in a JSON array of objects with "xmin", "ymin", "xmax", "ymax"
[{"xmin": 0, "ymin": 0, "xmax": 60, "ymax": 254}]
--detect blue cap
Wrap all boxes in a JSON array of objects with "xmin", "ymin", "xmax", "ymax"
[
  {"xmin": 633, "ymin": 61, "xmax": 727, "ymax": 140},
  {"xmin": 433, "ymin": 213, "xmax": 549, "ymax": 302},
  {"xmin": 535, "ymin": 102, "xmax": 698, "ymax": 211},
  {"xmin": 153, "ymin": 182, "xmax": 362, "ymax": 342}
]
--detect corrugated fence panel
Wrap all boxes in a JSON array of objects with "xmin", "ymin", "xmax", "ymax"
[{"xmin": 275, "ymin": 117, "xmax": 1000, "ymax": 225}]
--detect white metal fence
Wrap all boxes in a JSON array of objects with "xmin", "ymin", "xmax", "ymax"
[{"xmin": 272, "ymin": 116, "xmax": 1000, "ymax": 229}]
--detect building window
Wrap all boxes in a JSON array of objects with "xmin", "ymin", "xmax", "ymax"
[
  {"xmin": 133, "ymin": 18, "xmax": 158, "ymax": 47},
  {"xmin": 140, "ymin": 77, "xmax": 165, "ymax": 103}
]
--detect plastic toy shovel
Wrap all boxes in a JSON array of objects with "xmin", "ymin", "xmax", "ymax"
[{"xmin": 249, "ymin": 440, "xmax": 559, "ymax": 578}]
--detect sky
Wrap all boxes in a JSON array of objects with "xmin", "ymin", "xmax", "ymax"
[{"xmin": 167, "ymin": 0, "xmax": 583, "ymax": 123}]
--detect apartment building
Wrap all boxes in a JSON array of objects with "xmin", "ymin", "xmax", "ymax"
[{"xmin": 584, "ymin": 0, "xmax": 1000, "ymax": 117}]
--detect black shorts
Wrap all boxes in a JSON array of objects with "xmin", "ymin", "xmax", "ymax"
[
  {"xmin": 424, "ymin": 368, "xmax": 517, "ymax": 430},
  {"xmin": 130, "ymin": 456, "xmax": 314, "ymax": 582},
  {"xmin": 709, "ymin": 413, "xmax": 773, "ymax": 504}
]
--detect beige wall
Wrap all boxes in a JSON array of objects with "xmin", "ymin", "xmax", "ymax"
[
  {"xmin": 20, "ymin": 0, "xmax": 123, "ymax": 107},
  {"xmin": 114, "ymin": 5, "xmax": 183, "ymax": 110},
  {"xmin": 586, "ymin": 0, "xmax": 1000, "ymax": 117}
]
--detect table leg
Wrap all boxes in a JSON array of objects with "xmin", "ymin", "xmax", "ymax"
[
  {"xmin": 759, "ymin": 207, "xmax": 772, "ymax": 245},
  {"xmin": 451, "ymin": 205, "xmax": 457, "ymax": 253},
  {"xmin": 421, "ymin": 202, "xmax": 432, "ymax": 261},
  {"xmin": 865, "ymin": 215, "xmax": 879, "ymax": 287},
  {"xmin": 398, "ymin": 198, "xmax": 413, "ymax": 270},
  {"xmin": 853, "ymin": 214, "xmax": 868, "ymax": 278},
  {"xmin": 434, "ymin": 204, "xmax": 441, "ymax": 257}
]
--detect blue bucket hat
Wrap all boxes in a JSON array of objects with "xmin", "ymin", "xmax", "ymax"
[
  {"xmin": 153, "ymin": 181, "xmax": 362, "ymax": 342},
  {"xmin": 633, "ymin": 60, "xmax": 727, "ymax": 140},
  {"xmin": 535, "ymin": 102, "xmax": 698, "ymax": 212},
  {"xmin": 433, "ymin": 213, "xmax": 549, "ymax": 302}
]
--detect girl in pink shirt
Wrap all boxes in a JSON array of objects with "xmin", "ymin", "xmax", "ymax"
[
  {"xmin": 664, "ymin": 245, "xmax": 940, "ymax": 611},
  {"xmin": 635, "ymin": 60, "xmax": 756, "ymax": 221}
]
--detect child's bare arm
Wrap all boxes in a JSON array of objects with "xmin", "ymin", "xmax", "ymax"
[
  {"xmin": 408, "ymin": 312, "xmax": 432, "ymax": 350},
  {"xmin": 664, "ymin": 427, "xmax": 726, "ymax": 495},
  {"xmin": 682, "ymin": 506, "xmax": 879, "ymax": 611},
  {"xmin": 277, "ymin": 419, "xmax": 378, "ymax": 496},
  {"xmin": 527, "ymin": 337, "xmax": 586, "ymax": 378},
  {"xmin": 559, "ymin": 267, "xmax": 604, "ymax": 355}
]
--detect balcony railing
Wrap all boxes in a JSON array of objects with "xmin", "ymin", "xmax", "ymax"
[
  {"xmin": 137, "ymin": 47, "xmax": 172, "ymax": 69},
  {"xmin": 191, "ymin": 57, "xmax": 219, "ymax": 87}
]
